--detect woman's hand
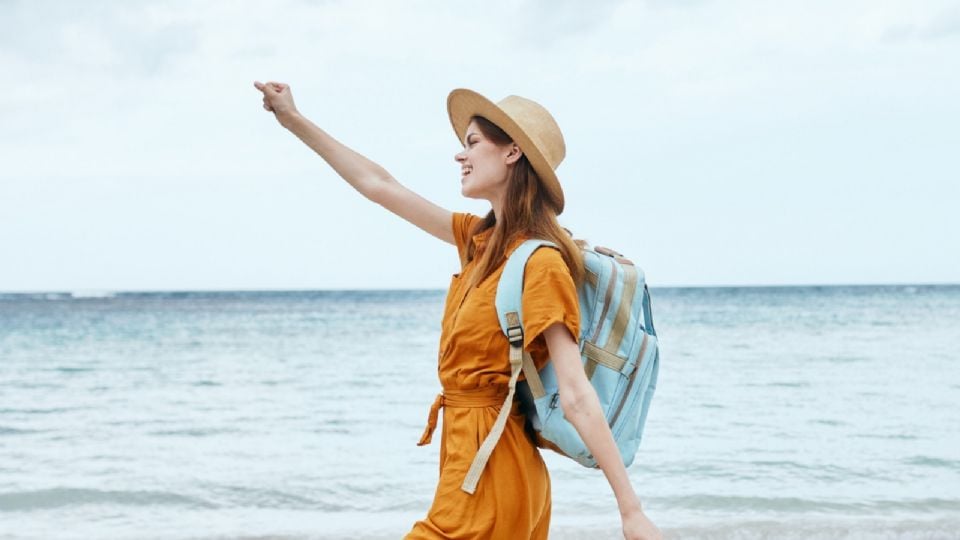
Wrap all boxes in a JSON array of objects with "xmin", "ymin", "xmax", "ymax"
[
  {"xmin": 622, "ymin": 506, "xmax": 662, "ymax": 540},
  {"xmin": 253, "ymin": 80, "xmax": 299, "ymax": 125}
]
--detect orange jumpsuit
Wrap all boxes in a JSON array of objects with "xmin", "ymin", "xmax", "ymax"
[{"xmin": 405, "ymin": 212, "xmax": 581, "ymax": 540}]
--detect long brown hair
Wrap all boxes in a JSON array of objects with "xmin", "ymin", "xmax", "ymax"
[{"xmin": 464, "ymin": 115, "xmax": 587, "ymax": 290}]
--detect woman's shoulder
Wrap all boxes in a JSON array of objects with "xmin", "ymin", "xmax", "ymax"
[
  {"xmin": 451, "ymin": 212, "xmax": 486, "ymax": 269},
  {"xmin": 453, "ymin": 211, "xmax": 483, "ymax": 231},
  {"xmin": 452, "ymin": 212, "xmax": 485, "ymax": 244},
  {"xmin": 525, "ymin": 243, "xmax": 570, "ymax": 275}
]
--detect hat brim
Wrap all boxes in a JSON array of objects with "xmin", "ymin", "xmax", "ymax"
[{"xmin": 447, "ymin": 88, "xmax": 564, "ymax": 214}]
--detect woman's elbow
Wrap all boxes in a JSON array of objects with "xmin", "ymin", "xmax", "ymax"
[
  {"xmin": 361, "ymin": 175, "xmax": 395, "ymax": 203},
  {"xmin": 559, "ymin": 385, "xmax": 595, "ymax": 420}
]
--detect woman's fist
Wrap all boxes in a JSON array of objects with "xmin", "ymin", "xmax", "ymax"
[{"xmin": 254, "ymin": 80, "xmax": 299, "ymax": 124}]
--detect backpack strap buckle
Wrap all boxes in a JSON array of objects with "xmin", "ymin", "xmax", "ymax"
[{"xmin": 505, "ymin": 312, "xmax": 524, "ymax": 348}]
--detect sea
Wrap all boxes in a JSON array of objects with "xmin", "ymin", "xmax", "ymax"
[{"xmin": 1, "ymin": 285, "xmax": 958, "ymax": 540}]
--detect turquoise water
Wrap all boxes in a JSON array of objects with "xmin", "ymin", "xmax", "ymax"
[{"xmin": 1, "ymin": 285, "xmax": 958, "ymax": 539}]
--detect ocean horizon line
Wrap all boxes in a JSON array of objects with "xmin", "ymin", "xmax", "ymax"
[{"xmin": 1, "ymin": 281, "xmax": 958, "ymax": 297}]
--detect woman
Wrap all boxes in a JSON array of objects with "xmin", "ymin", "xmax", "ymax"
[{"xmin": 254, "ymin": 81, "xmax": 661, "ymax": 540}]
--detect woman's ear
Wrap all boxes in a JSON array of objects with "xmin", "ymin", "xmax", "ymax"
[{"xmin": 504, "ymin": 143, "xmax": 523, "ymax": 165}]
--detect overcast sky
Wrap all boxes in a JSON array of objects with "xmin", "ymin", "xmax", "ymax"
[{"xmin": 1, "ymin": 0, "xmax": 957, "ymax": 292}]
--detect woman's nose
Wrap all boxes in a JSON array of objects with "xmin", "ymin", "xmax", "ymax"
[{"xmin": 454, "ymin": 151, "xmax": 466, "ymax": 163}]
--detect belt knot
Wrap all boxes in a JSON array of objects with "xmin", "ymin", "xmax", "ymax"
[{"xmin": 416, "ymin": 386, "xmax": 511, "ymax": 446}]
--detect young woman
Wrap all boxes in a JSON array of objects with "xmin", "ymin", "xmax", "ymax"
[{"xmin": 254, "ymin": 81, "xmax": 661, "ymax": 540}]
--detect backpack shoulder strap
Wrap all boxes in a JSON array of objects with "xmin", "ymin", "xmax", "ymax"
[
  {"xmin": 460, "ymin": 238, "xmax": 559, "ymax": 495},
  {"xmin": 494, "ymin": 239, "xmax": 558, "ymax": 399}
]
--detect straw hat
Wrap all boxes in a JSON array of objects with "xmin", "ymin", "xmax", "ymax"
[{"xmin": 447, "ymin": 88, "xmax": 567, "ymax": 214}]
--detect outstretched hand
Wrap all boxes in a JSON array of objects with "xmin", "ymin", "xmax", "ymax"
[{"xmin": 253, "ymin": 80, "xmax": 299, "ymax": 123}]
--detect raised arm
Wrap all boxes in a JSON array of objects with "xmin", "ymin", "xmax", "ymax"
[
  {"xmin": 543, "ymin": 323, "xmax": 662, "ymax": 540},
  {"xmin": 254, "ymin": 81, "xmax": 453, "ymax": 245}
]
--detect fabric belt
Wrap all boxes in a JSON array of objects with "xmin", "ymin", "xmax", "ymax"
[
  {"xmin": 416, "ymin": 383, "xmax": 523, "ymax": 494},
  {"xmin": 417, "ymin": 385, "xmax": 515, "ymax": 446}
]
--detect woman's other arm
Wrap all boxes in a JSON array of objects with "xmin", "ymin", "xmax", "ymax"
[
  {"xmin": 543, "ymin": 322, "xmax": 662, "ymax": 540},
  {"xmin": 254, "ymin": 81, "xmax": 453, "ymax": 245}
]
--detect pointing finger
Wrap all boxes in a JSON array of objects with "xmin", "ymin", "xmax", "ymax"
[{"xmin": 256, "ymin": 81, "xmax": 279, "ymax": 95}]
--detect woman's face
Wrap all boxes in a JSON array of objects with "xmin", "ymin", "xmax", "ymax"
[{"xmin": 454, "ymin": 120, "xmax": 520, "ymax": 203}]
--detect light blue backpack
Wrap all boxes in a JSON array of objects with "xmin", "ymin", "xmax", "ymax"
[
  {"xmin": 501, "ymin": 241, "xmax": 659, "ymax": 467},
  {"xmin": 459, "ymin": 240, "xmax": 660, "ymax": 493}
]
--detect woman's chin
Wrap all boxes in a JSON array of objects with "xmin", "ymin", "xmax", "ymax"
[{"xmin": 460, "ymin": 183, "xmax": 491, "ymax": 203}]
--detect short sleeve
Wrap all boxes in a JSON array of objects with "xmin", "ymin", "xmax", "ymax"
[
  {"xmin": 521, "ymin": 247, "xmax": 581, "ymax": 367},
  {"xmin": 451, "ymin": 212, "xmax": 483, "ymax": 271}
]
